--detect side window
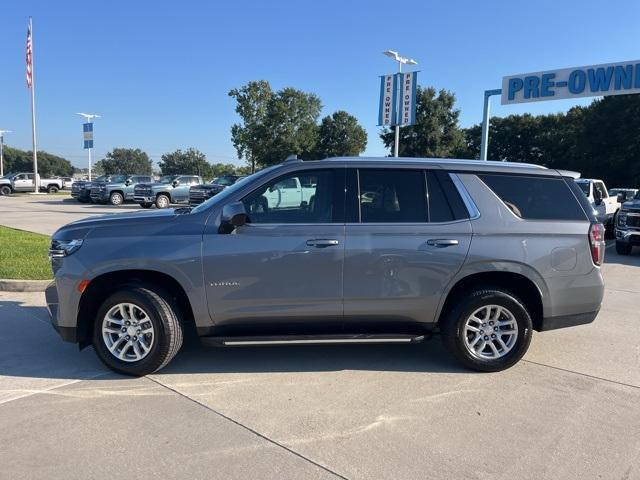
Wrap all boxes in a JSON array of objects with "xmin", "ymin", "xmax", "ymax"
[
  {"xmin": 243, "ymin": 169, "xmax": 343, "ymax": 224},
  {"xmin": 358, "ymin": 169, "xmax": 427, "ymax": 223},
  {"xmin": 479, "ymin": 174, "xmax": 587, "ymax": 221},
  {"xmin": 426, "ymin": 171, "xmax": 469, "ymax": 222}
]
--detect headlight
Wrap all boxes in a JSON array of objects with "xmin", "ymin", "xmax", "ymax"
[
  {"xmin": 618, "ymin": 211, "xmax": 627, "ymax": 227},
  {"xmin": 49, "ymin": 239, "xmax": 84, "ymax": 258}
]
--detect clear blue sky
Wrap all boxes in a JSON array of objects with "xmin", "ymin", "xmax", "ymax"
[{"xmin": 1, "ymin": 0, "xmax": 639, "ymax": 169}]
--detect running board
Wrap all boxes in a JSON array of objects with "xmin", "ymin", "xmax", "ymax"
[{"xmin": 201, "ymin": 334, "xmax": 426, "ymax": 347}]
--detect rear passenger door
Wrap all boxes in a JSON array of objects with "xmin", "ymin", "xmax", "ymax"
[{"xmin": 343, "ymin": 168, "xmax": 472, "ymax": 326}]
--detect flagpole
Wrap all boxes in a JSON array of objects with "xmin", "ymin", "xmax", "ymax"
[{"xmin": 28, "ymin": 16, "xmax": 39, "ymax": 192}]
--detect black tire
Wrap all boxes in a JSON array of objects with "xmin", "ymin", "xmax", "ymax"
[
  {"xmin": 440, "ymin": 287, "xmax": 533, "ymax": 372},
  {"xmin": 109, "ymin": 192, "xmax": 124, "ymax": 206},
  {"xmin": 155, "ymin": 194, "xmax": 171, "ymax": 209},
  {"xmin": 616, "ymin": 241, "xmax": 632, "ymax": 255},
  {"xmin": 47, "ymin": 185, "xmax": 59, "ymax": 193},
  {"xmin": 92, "ymin": 285, "xmax": 183, "ymax": 376},
  {"xmin": 140, "ymin": 202, "xmax": 153, "ymax": 209},
  {"xmin": 0, "ymin": 185, "xmax": 11, "ymax": 196}
]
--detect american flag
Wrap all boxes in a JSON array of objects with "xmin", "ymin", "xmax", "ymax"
[{"xmin": 26, "ymin": 21, "xmax": 33, "ymax": 88}]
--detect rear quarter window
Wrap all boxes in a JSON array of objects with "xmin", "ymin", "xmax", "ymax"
[{"xmin": 479, "ymin": 174, "xmax": 588, "ymax": 221}]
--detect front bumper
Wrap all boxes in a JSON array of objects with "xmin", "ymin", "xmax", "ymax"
[
  {"xmin": 72, "ymin": 190, "xmax": 91, "ymax": 201},
  {"xmin": 134, "ymin": 195, "xmax": 154, "ymax": 203},
  {"xmin": 615, "ymin": 228, "xmax": 640, "ymax": 245},
  {"xmin": 45, "ymin": 281, "xmax": 77, "ymax": 342},
  {"xmin": 90, "ymin": 191, "xmax": 109, "ymax": 202}
]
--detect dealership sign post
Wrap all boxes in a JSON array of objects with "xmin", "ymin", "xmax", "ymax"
[
  {"xmin": 378, "ymin": 71, "xmax": 418, "ymax": 156},
  {"xmin": 480, "ymin": 59, "xmax": 640, "ymax": 160}
]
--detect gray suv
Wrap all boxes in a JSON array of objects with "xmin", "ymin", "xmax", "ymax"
[{"xmin": 46, "ymin": 157, "xmax": 605, "ymax": 376}]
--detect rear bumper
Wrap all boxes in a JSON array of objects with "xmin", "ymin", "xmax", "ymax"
[
  {"xmin": 45, "ymin": 281, "xmax": 77, "ymax": 342},
  {"xmin": 538, "ymin": 309, "xmax": 599, "ymax": 331}
]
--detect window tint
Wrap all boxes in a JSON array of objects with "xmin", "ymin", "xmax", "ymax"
[
  {"xmin": 243, "ymin": 169, "xmax": 343, "ymax": 224},
  {"xmin": 358, "ymin": 169, "xmax": 427, "ymax": 223},
  {"xmin": 576, "ymin": 182, "xmax": 590, "ymax": 195},
  {"xmin": 479, "ymin": 174, "xmax": 587, "ymax": 221},
  {"xmin": 595, "ymin": 182, "xmax": 608, "ymax": 198}
]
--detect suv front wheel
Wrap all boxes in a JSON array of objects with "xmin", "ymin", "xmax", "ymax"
[
  {"xmin": 441, "ymin": 287, "xmax": 533, "ymax": 372},
  {"xmin": 109, "ymin": 192, "xmax": 124, "ymax": 206},
  {"xmin": 156, "ymin": 194, "xmax": 171, "ymax": 209},
  {"xmin": 92, "ymin": 285, "xmax": 183, "ymax": 376}
]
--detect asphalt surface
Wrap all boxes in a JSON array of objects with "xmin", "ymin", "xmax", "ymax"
[
  {"xmin": 1, "ymin": 194, "xmax": 639, "ymax": 479},
  {"xmin": 0, "ymin": 193, "xmax": 144, "ymax": 236}
]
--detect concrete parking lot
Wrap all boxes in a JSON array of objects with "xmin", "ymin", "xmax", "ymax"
[{"xmin": 1, "ymin": 193, "xmax": 639, "ymax": 479}]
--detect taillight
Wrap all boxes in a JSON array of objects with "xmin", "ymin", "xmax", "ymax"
[{"xmin": 589, "ymin": 222, "xmax": 605, "ymax": 266}]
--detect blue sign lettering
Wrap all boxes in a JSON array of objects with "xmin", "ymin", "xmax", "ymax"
[
  {"xmin": 502, "ymin": 60, "xmax": 640, "ymax": 105},
  {"xmin": 569, "ymin": 70, "xmax": 586, "ymax": 94}
]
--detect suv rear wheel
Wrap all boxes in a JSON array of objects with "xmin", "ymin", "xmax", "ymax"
[
  {"xmin": 156, "ymin": 194, "xmax": 170, "ymax": 209},
  {"xmin": 92, "ymin": 285, "xmax": 183, "ymax": 376},
  {"xmin": 441, "ymin": 287, "xmax": 533, "ymax": 372},
  {"xmin": 109, "ymin": 192, "xmax": 124, "ymax": 206}
]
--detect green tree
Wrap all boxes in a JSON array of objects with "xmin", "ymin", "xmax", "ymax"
[
  {"xmin": 159, "ymin": 148, "xmax": 212, "ymax": 178},
  {"xmin": 229, "ymin": 80, "xmax": 273, "ymax": 173},
  {"xmin": 98, "ymin": 148, "xmax": 152, "ymax": 175},
  {"xmin": 260, "ymin": 87, "xmax": 322, "ymax": 163},
  {"xmin": 2, "ymin": 146, "xmax": 74, "ymax": 177},
  {"xmin": 210, "ymin": 162, "xmax": 240, "ymax": 178},
  {"xmin": 314, "ymin": 110, "xmax": 367, "ymax": 158},
  {"xmin": 229, "ymin": 81, "xmax": 322, "ymax": 169},
  {"xmin": 380, "ymin": 86, "xmax": 466, "ymax": 158}
]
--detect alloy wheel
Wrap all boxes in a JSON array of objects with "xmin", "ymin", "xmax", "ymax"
[
  {"xmin": 463, "ymin": 304, "xmax": 518, "ymax": 360},
  {"xmin": 102, "ymin": 303, "xmax": 155, "ymax": 362}
]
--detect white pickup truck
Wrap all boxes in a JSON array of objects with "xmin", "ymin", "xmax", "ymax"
[
  {"xmin": 0, "ymin": 172, "xmax": 65, "ymax": 195},
  {"xmin": 263, "ymin": 176, "xmax": 315, "ymax": 209},
  {"xmin": 575, "ymin": 178, "xmax": 621, "ymax": 236}
]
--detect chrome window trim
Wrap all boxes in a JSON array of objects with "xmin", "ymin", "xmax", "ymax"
[{"xmin": 449, "ymin": 173, "xmax": 480, "ymax": 220}]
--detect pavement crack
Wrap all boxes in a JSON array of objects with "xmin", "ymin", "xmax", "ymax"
[
  {"xmin": 146, "ymin": 375, "xmax": 350, "ymax": 480},
  {"xmin": 522, "ymin": 360, "xmax": 640, "ymax": 390}
]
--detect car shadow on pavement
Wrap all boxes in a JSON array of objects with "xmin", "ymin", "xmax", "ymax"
[
  {"xmin": 604, "ymin": 248, "xmax": 640, "ymax": 267},
  {"xmin": 0, "ymin": 299, "xmax": 468, "ymax": 381}
]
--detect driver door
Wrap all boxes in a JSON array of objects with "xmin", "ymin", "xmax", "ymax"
[{"xmin": 202, "ymin": 167, "xmax": 346, "ymax": 332}]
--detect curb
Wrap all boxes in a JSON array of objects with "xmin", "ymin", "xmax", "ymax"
[{"xmin": 0, "ymin": 279, "xmax": 51, "ymax": 292}]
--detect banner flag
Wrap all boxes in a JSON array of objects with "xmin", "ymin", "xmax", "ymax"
[
  {"xmin": 378, "ymin": 74, "xmax": 398, "ymax": 126},
  {"xmin": 83, "ymin": 122, "xmax": 93, "ymax": 149},
  {"xmin": 398, "ymin": 71, "xmax": 418, "ymax": 126}
]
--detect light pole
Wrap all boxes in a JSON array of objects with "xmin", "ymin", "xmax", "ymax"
[
  {"xmin": 76, "ymin": 113, "xmax": 100, "ymax": 180},
  {"xmin": 383, "ymin": 50, "xmax": 418, "ymax": 157},
  {"xmin": 0, "ymin": 130, "xmax": 10, "ymax": 177}
]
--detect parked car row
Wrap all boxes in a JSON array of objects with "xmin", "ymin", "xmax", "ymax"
[{"xmin": 68, "ymin": 172, "xmax": 247, "ymax": 208}]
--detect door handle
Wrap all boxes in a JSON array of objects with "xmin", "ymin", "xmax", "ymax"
[
  {"xmin": 306, "ymin": 239, "xmax": 339, "ymax": 248},
  {"xmin": 426, "ymin": 239, "xmax": 459, "ymax": 247}
]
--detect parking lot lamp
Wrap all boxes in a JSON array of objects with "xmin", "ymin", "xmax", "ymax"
[
  {"xmin": 383, "ymin": 50, "xmax": 418, "ymax": 157},
  {"xmin": 0, "ymin": 130, "xmax": 10, "ymax": 177}
]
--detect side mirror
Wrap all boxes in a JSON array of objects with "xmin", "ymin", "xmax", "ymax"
[
  {"xmin": 617, "ymin": 193, "xmax": 625, "ymax": 203},
  {"xmin": 172, "ymin": 180, "xmax": 180, "ymax": 187},
  {"xmin": 125, "ymin": 180, "xmax": 132, "ymax": 186},
  {"xmin": 220, "ymin": 201, "xmax": 247, "ymax": 233}
]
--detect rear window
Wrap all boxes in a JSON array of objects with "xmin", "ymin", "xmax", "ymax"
[{"xmin": 479, "ymin": 174, "xmax": 588, "ymax": 221}]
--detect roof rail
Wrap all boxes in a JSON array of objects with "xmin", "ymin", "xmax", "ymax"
[{"xmin": 284, "ymin": 154, "xmax": 299, "ymax": 163}]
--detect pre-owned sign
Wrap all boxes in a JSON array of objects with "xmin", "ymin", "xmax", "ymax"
[{"xmin": 501, "ymin": 60, "xmax": 640, "ymax": 105}]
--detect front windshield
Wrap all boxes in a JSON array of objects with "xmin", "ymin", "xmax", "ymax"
[
  {"xmin": 2, "ymin": 172, "xmax": 16, "ymax": 179},
  {"xmin": 576, "ymin": 181, "xmax": 589, "ymax": 195},
  {"xmin": 159, "ymin": 175, "xmax": 178, "ymax": 184},
  {"xmin": 93, "ymin": 175, "xmax": 110, "ymax": 182},
  {"xmin": 212, "ymin": 176, "xmax": 236, "ymax": 186},
  {"xmin": 191, "ymin": 167, "xmax": 278, "ymax": 214}
]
